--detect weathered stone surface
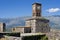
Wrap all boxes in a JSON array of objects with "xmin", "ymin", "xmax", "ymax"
[{"xmin": 0, "ymin": 23, "xmax": 6, "ymax": 32}]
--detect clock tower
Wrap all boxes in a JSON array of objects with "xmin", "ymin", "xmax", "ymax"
[
  {"xmin": 26, "ymin": 3, "xmax": 50, "ymax": 33},
  {"xmin": 32, "ymin": 3, "xmax": 41, "ymax": 17}
]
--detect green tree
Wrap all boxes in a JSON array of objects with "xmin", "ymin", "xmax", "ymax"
[{"xmin": 40, "ymin": 36, "xmax": 48, "ymax": 40}]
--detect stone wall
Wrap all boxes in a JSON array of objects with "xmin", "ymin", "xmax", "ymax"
[
  {"xmin": 0, "ymin": 23, "xmax": 6, "ymax": 32},
  {"xmin": 12, "ymin": 27, "xmax": 24, "ymax": 33},
  {"xmin": 26, "ymin": 20, "xmax": 36, "ymax": 33},
  {"xmin": 12, "ymin": 27, "xmax": 31, "ymax": 33},
  {"xmin": 36, "ymin": 19, "xmax": 50, "ymax": 33}
]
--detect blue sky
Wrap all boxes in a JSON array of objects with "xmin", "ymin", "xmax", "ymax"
[{"xmin": 0, "ymin": 0, "xmax": 60, "ymax": 18}]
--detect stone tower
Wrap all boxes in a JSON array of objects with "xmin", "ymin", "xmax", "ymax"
[
  {"xmin": 0, "ymin": 23, "xmax": 6, "ymax": 32},
  {"xmin": 32, "ymin": 3, "xmax": 41, "ymax": 17},
  {"xmin": 26, "ymin": 3, "xmax": 50, "ymax": 33}
]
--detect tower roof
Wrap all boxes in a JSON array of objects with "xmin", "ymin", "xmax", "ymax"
[{"xmin": 32, "ymin": 2, "xmax": 41, "ymax": 5}]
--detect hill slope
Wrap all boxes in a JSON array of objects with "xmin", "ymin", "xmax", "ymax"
[{"xmin": 0, "ymin": 16, "xmax": 60, "ymax": 31}]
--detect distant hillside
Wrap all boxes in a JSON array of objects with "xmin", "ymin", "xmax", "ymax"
[
  {"xmin": 0, "ymin": 16, "xmax": 31, "ymax": 28},
  {"xmin": 0, "ymin": 15, "xmax": 60, "ymax": 31},
  {"xmin": 45, "ymin": 15, "xmax": 60, "ymax": 29}
]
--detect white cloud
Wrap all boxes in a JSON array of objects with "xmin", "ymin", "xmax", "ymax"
[{"xmin": 46, "ymin": 8, "xmax": 60, "ymax": 13}]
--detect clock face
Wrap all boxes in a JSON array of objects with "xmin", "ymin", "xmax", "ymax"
[
  {"xmin": 33, "ymin": 7, "xmax": 35, "ymax": 10},
  {"xmin": 37, "ymin": 6, "xmax": 40, "ymax": 10}
]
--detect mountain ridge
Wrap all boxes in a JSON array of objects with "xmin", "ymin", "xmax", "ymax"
[{"xmin": 0, "ymin": 15, "xmax": 60, "ymax": 30}]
